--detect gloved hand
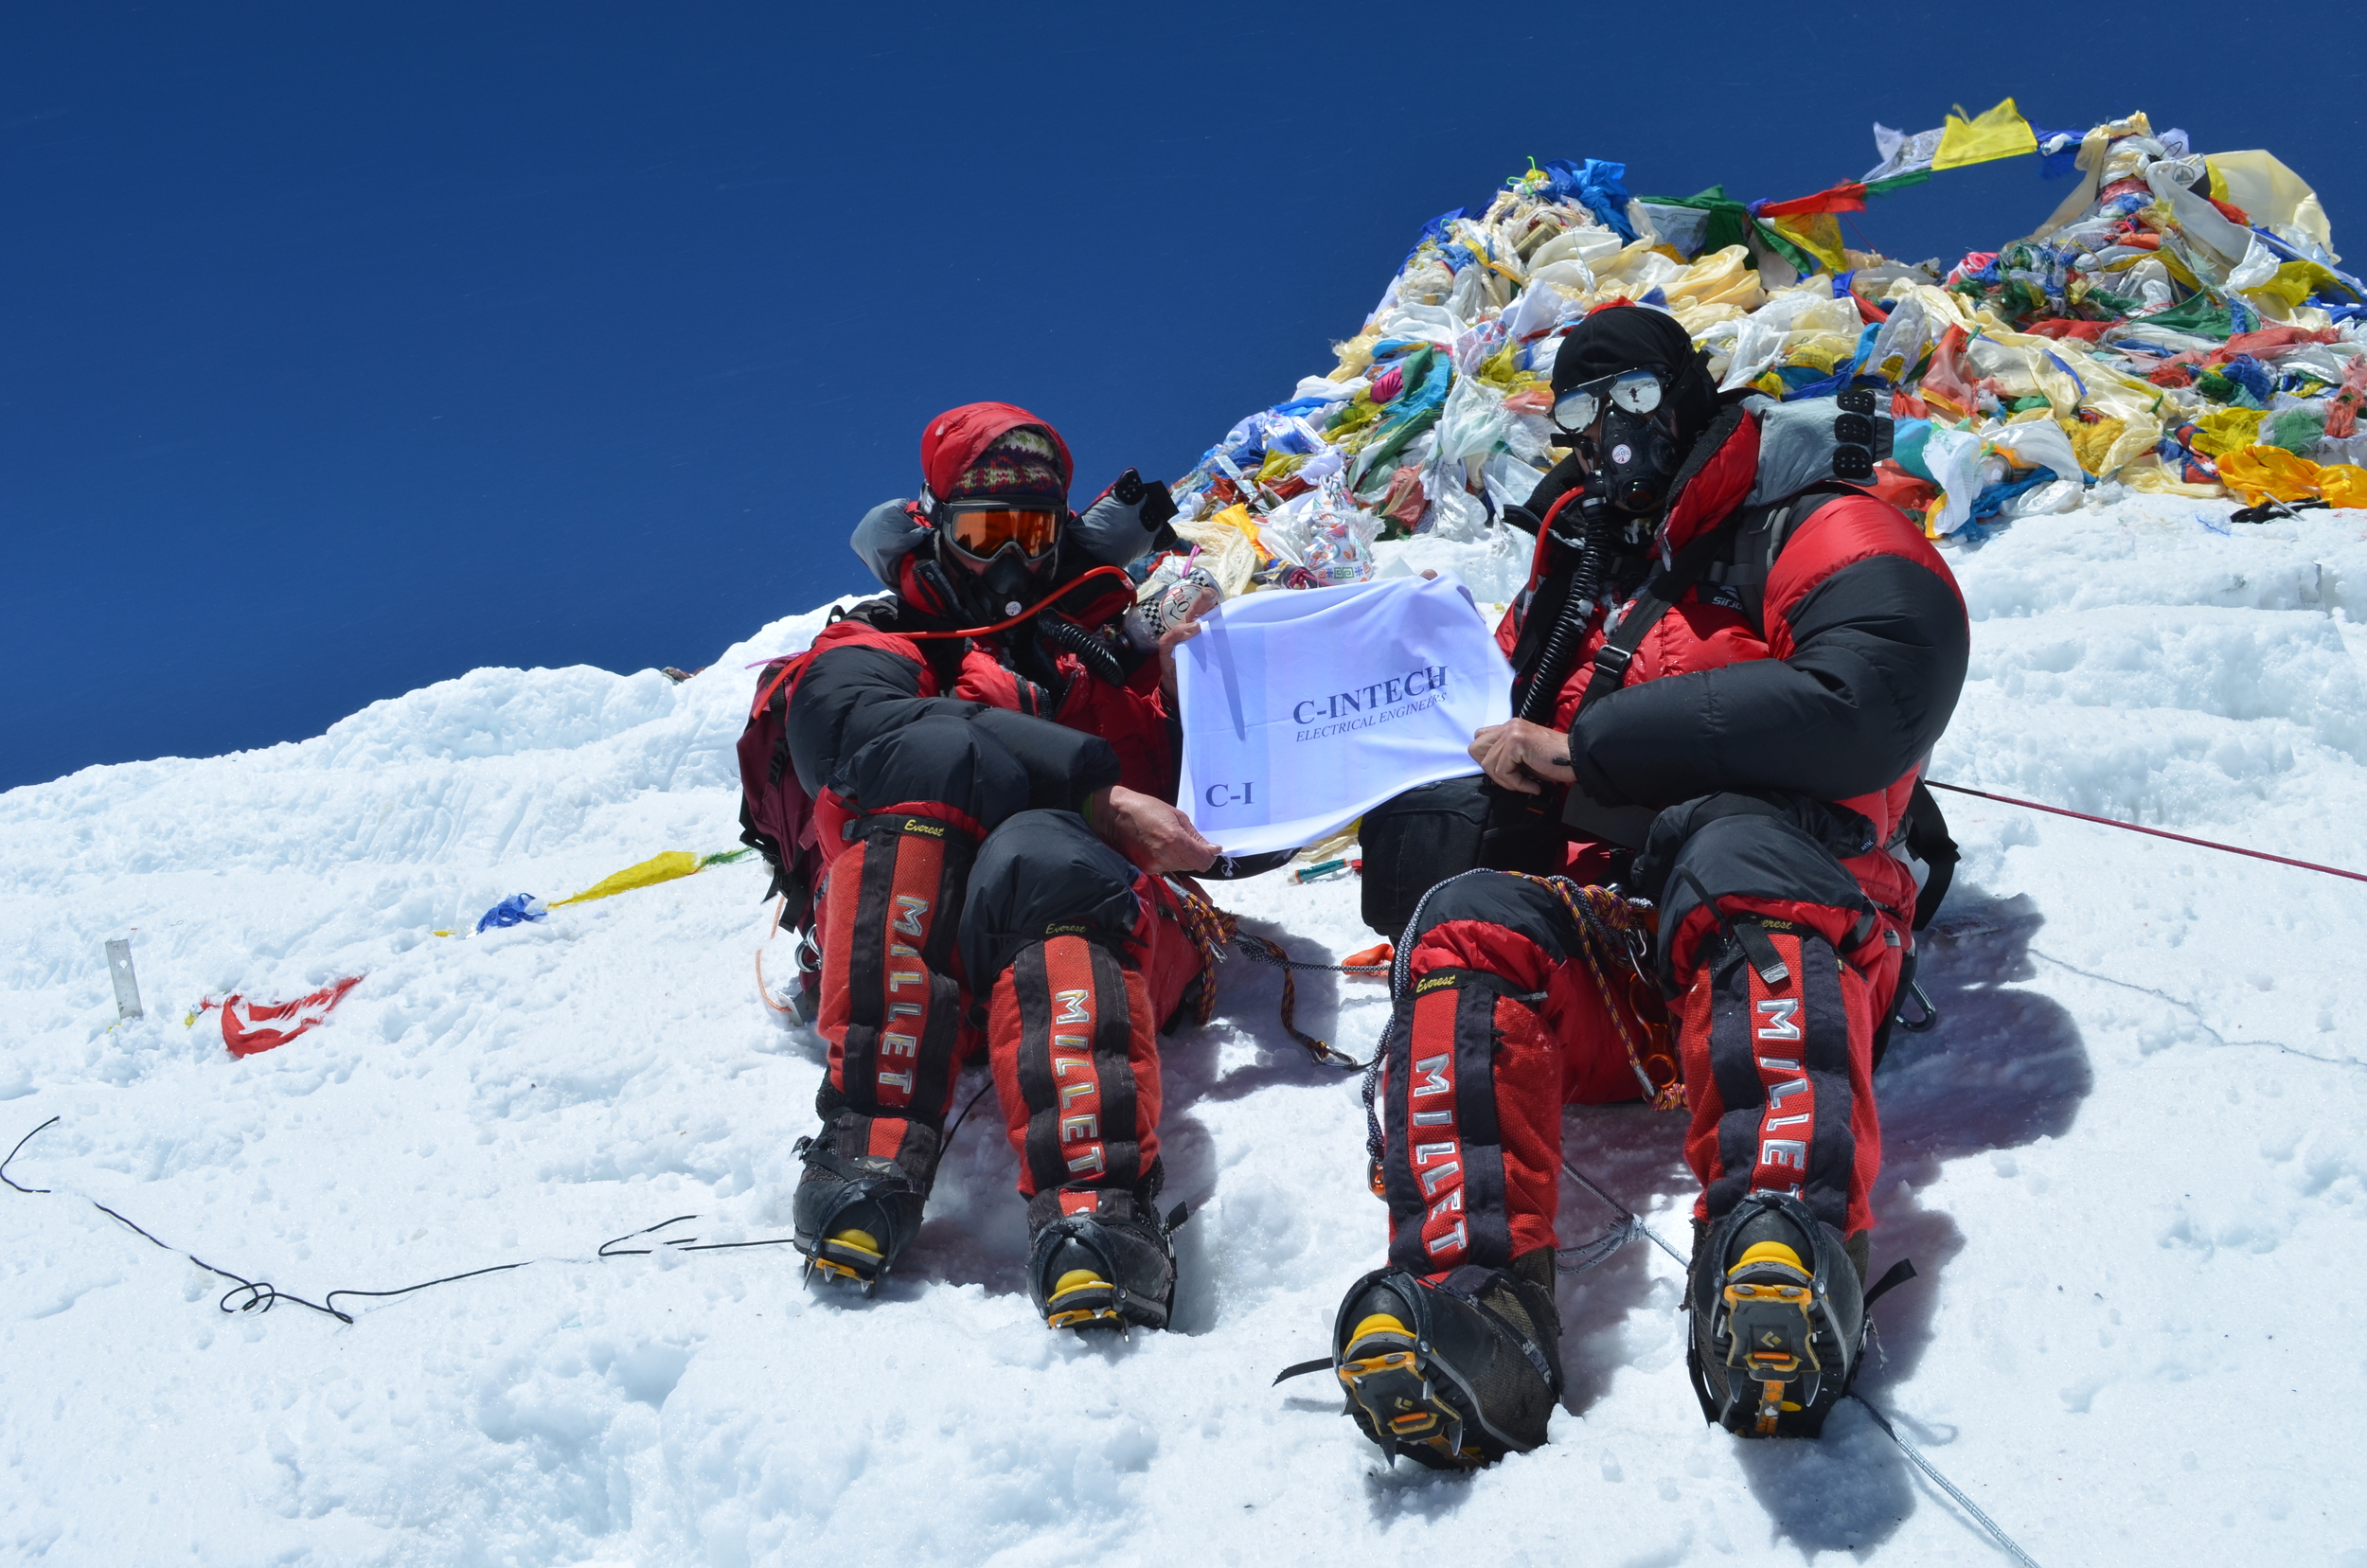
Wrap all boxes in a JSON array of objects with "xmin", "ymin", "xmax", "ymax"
[{"xmin": 1111, "ymin": 468, "xmax": 1179, "ymax": 530}]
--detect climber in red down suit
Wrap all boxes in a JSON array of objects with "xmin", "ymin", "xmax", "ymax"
[
  {"xmin": 773, "ymin": 402, "xmax": 1224, "ymax": 1334},
  {"xmin": 1327, "ymin": 305, "xmax": 1969, "ymax": 1463}
]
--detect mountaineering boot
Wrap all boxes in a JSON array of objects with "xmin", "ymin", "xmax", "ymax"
[
  {"xmin": 1024, "ymin": 1191, "xmax": 1177, "ymax": 1333},
  {"xmin": 793, "ymin": 775, "xmax": 984, "ymax": 1292},
  {"xmin": 791, "ymin": 1105, "xmax": 943, "ymax": 1292},
  {"xmin": 1686, "ymin": 1191, "xmax": 1866, "ymax": 1437},
  {"xmin": 1331, "ymin": 1259, "xmax": 1563, "ymax": 1470}
]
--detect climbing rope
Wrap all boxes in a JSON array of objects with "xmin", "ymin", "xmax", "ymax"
[
  {"xmin": 1554, "ymin": 1153, "xmax": 2044, "ymax": 1566},
  {"xmin": 1849, "ymin": 1394, "xmax": 2045, "ymax": 1568},
  {"xmin": 1927, "ymin": 778, "xmax": 2367, "ymax": 885},
  {"xmin": 1557, "ymin": 1154, "xmax": 1691, "ymax": 1272},
  {"xmin": 1507, "ymin": 875, "xmax": 1684, "ymax": 1111},
  {"xmin": 1165, "ymin": 878, "xmax": 1387, "ymax": 1071}
]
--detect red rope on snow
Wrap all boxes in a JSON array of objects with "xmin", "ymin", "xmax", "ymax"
[{"xmin": 1926, "ymin": 780, "xmax": 2367, "ymax": 885}]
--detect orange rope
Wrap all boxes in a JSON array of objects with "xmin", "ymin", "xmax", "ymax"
[{"xmin": 1508, "ymin": 875, "xmax": 1684, "ymax": 1111}]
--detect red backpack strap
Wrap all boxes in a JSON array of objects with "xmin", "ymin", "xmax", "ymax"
[{"xmin": 750, "ymin": 655, "xmax": 803, "ymax": 721}]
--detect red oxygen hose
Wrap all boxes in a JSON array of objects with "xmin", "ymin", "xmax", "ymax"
[{"xmin": 898, "ymin": 565, "xmax": 1135, "ymax": 639}]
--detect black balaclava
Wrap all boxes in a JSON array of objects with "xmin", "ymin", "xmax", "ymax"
[{"xmin": 1549, "ymin": 305, "xmax": 1720, "ymax": 516}]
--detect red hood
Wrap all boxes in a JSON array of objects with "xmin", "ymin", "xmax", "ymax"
[
  {"xmin": 1655, "ymin": 405, "xmax": 1761, "ymax": 557},
  {"xmin": 919, "ymin": 401, "xmax": 1075, "ymax": 503}
]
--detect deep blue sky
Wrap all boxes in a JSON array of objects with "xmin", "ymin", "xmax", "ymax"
[{"xmin": 8, "ymin": 4, "xmax": 2358, "ymax": 790}]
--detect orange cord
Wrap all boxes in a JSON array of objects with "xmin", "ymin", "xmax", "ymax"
[
  {"xmin": 753, "ymin": 895, "xmax": 798, "ymax": 1016},
  {"xmin": 1508, "ymin": 875, "xmax": 1683, "ymax": 1111}
]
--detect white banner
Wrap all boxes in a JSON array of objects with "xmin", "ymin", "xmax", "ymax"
[{"xmin": 1176, "ymin": 574, "xmax": 1512, "ymax": 855}]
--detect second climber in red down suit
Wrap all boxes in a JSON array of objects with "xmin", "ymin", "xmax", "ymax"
[
  {"xmin": 778, "ymin": 403, "xmax": 1224, "ymax": 1333},
  {"xmin": 1326, "ymin": 305, "xmax": 1969, "ymax": 1464}
]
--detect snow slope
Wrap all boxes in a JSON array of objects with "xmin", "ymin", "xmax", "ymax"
[{"xmin": 5, "ymin": 497, "xmax": 2366, "ymax": 1566}]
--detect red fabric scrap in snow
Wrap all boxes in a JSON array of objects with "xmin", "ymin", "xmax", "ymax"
[
  {"xmin": 1753, "ymin": 183, "xmax": 1868, "ymax": 219},
  {"xmin": 205, "ymin": 976, "xmax": 365, "ymax": 1057},
  {"xmin": 1864, "ymin": 459, "xmax": 1939, "ymax": 516}
]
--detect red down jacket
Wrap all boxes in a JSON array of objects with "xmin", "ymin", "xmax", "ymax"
[
  {"xmin": 1499, "ymin": 394, "xmax": 1969, "ymax": 966},
  {"xmin": 784, "ymin": 407, "xmax": 1182, "ymax": 877}
]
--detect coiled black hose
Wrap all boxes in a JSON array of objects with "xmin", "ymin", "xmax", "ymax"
[
  {"xmin": 1514, "ymin": 493, "xmax": 1613, "ymax": 723},
  {"xmin": 1038, "ymin": 615, "xmax": 1127, "ymax": 686}
]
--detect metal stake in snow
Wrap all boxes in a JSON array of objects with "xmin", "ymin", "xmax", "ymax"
[{"xmin": 104, "ymin": 938, "xmax": 143, "ymax": 1022}]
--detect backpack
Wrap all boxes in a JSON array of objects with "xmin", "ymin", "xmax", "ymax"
[
  {"xmin": 736, "ymin": 650, "xmax": 824, "ymax": 933},
  {"xmin": 736, "ymin": 597, "xmax": 928, "ymax": 937}
]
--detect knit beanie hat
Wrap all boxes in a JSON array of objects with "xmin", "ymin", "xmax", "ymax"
[{"xmin": 949, "ymin": 425, "xmax": 1070, "ymax": 505}]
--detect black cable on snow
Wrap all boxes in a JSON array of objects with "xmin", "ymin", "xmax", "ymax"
[{"xmin": 0, "ymin": 1085, "xmax": 999, "ymax": 1326}]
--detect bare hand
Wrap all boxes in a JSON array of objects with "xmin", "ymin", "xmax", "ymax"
[
  {"xmin": 1156, "ymin": 586, "xmax": 1220, "ymax": 704},
  {"xmin": 1468, "ymin": 719, "xmax": 1576, "ymax": 795},
  {"xmin": 1087, "ymin": 784, "xmax": 1219, "ymax": 875}
]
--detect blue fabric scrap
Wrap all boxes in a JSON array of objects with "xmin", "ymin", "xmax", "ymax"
[
  {"xmin": 476, "ymin": 894, "xmax": 547, "ymax": 934},
  {"xmin": 1969, "ymin": 472, "xmax": 2052, "ymax": 521},
  {"xmin": 1533, "ymin": 158, "xmax": 1636, "ymax": 241}
]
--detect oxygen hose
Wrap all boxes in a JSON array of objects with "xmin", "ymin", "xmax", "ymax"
[
  {"xmin": 898, "ymin": 564, "xmax": 1136, "ymax": 641},
  {"xmin": 1037, "ymin": 615, "xmax": 1127, "ymax": 686},
  {"xmin": 1514, "ymin": 491, "xmax": 1613, "ymax": 725}
]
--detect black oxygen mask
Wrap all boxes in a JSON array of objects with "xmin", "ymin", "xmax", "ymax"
[{"xmin": 1591, "ymin": 405, "xmax": 1683, "ymax": 516}]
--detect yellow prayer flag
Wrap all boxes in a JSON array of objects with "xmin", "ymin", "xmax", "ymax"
[
  {"xmin": 1768, "ymin": 212, "xmax": 1850, "ymax": 277},
  {"xmin": 2216, "ymin": 444, "xmax": 2322, "ymax": 506},
  {"xmin": 2319, "ymin": 465, "xmax": 2367, "ymax": 509},
  {"xmin": 550, "ymin": 850, "xmax": 705, "ymax": 908},
  {"xmin": 2188, "ymin": 407, "xmax": 2266, "ymax": 459},
  {"xmin": 1931, "ymin": 98, "xmax": 2039, "ymax": 172}
]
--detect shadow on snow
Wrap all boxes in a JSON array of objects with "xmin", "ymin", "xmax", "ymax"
[{"xmin": 1386, "ymin": 882, "xmax": 2092, "ymax": 1554}]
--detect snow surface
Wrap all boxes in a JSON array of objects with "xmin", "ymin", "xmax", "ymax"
[{"xmin": 6, "ymin": 498, "xmax": 2367, "ymax": 1565}]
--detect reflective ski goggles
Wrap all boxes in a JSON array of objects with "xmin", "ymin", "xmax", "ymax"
[
  {"xmin": 943, "ymin": 503, "xmax": 1062, "ymax": 559},
  {"xmin": 1551, "ymin": 369, "xmax": 1665, "ymax": 434}
]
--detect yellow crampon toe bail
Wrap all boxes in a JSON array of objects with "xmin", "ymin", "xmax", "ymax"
[
  {"xmin": 1044, "ymin": 1268, "xmax": 1122, "ymax": 1330},
  {"xmin": 809, "ymin": 1226, "xmax": 885, "ymax": 1288},
  {"xmin": 1335, "ymin": 1312, "xmax": 1486, "ymax": 1469}
]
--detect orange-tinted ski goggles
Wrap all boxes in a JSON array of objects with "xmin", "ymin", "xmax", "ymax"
[{"xmin": 943, "ymin": 503, "xmax": 1063, "ymax": 559}]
